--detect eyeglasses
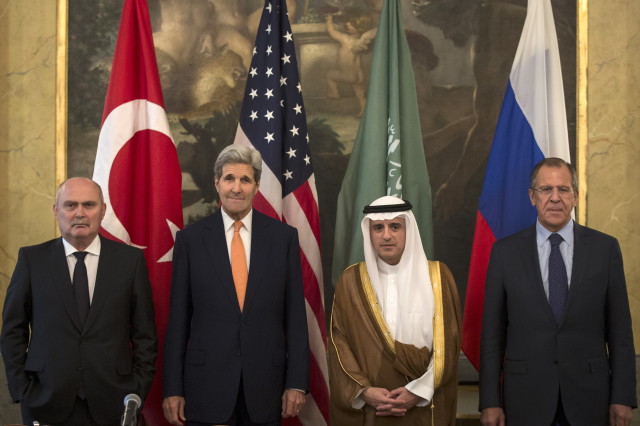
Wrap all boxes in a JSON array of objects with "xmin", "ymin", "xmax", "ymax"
[{"xmin": 530, "ymin": 186, "xmax": 575, "ymax": 197}]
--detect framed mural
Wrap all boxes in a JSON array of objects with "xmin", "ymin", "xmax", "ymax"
[{"xmin": 64, "ymin": 0, "xmax": 577, "ymax": 331}]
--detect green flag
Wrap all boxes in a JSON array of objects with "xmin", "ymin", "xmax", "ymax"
[{"xmin": 332, "ymin": 0, "xmax": 433, "ymax": 285}]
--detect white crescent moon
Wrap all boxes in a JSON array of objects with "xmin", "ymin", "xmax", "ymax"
[{"xmin": 92, "ymin": 100, "xmax": 173, "ymax": 245}]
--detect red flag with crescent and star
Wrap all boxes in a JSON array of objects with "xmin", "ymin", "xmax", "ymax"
[{"xmin": 92, "ymin": 0, "xmax": 183, "ymax": 424}]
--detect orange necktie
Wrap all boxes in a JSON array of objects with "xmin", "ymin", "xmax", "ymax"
[{"xmin": 231, "ymin": 220, "xmax": 248, "ymax": 311}]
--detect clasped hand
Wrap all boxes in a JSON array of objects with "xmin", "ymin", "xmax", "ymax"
[{"xmin": 362, "ymin": 386, "xmax": 422, "ymax": 416}]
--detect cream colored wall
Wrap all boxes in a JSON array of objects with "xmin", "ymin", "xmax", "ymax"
[
  {"xmin": 585, "ymin": 0, "xmax": 640, "ymax": 350},
  {"xmin": 0, "ymin": 1, "xmax": 58, "ymax": 421},
  {"xmin": 0, "ymin": 0, "xmax": 58, "ymax": 299}
]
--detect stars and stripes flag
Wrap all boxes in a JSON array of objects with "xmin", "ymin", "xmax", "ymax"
[
  {"xmin": 92, "ymin": 0, "xmax": 183, "ymax": 423},
  {"xmin": 232, "ymin": 1, "xmax": 329, "ymax": 425},
  {"xmin": 461, "ymin": 0, "xmax": 570, "ymax": 369}
]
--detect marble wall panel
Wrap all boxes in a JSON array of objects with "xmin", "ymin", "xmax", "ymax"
[
  {"xmin": 586, "ymin": 0, "xmax": 640, "ymax": 348},
  {"xmin": 0, "ymin": 1, "xmax": 58, "ymax": 301}
]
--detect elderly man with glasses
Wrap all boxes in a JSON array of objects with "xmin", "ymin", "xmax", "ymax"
[{"xmin": 479, "ymin": 157, "xmax": 636, "ymax": 426}]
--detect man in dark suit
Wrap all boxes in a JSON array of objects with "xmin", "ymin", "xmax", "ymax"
[
  {"xmin": 479, "ymin": 158, "xmax": 636, "ymax": 426},
  {"xmin": 1, "ymin": 177, "xmax": 157, "ymax": 425},
  {"xmin": 162, "ymin": 145, "xmax": 309, "ymax": 426}
]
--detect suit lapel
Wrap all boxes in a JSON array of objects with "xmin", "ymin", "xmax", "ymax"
[
  {"xmin": 566, "ymin": 222, "xmax": 589, "ymax": 314},
  {"xmin": 84, "ymin": 235, "xmax": 114, "ymax": 333},
  {"xmin": 242, "ymin": 211, "xmax": 271, "ymax": 315},
  {"xmin": 518, "ymin": 225, "xmax": 557, "ymax": 323},
  {"xmin": 203, "ymin": 211, "xmax": 242, "ymax": 316},
  {"xmin": 51, "ymin": 238, "xmax": 83, "ymax": 332}
]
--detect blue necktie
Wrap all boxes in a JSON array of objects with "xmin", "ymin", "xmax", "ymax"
[
  {"xmin": 548, "ymin": 233, "xmax": 568, "ymax": 323},
  {"xmin": 73, "ymin": 252, "xmax": 90, "ymax": 328}
]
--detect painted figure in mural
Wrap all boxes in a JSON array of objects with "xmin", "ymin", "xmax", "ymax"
[
  {"xmin": 325, "ymin": 10, "xmax": 376, "ymax": 117},
  {"xmin": 329, "ymin": 196, "xmax": 461, "ymax": 425}
]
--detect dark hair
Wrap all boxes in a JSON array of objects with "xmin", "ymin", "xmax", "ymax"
[{"xmin": 530, "ymin": 157, "xmax": 578, "ymax": 191}]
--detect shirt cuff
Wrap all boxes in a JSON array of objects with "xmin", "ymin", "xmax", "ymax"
[{"xmin": 352, "ymin": 387, "xmax": 368, "ymax": 409}]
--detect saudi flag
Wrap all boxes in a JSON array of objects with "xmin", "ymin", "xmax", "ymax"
[{"xmin": 332, "ymin": 0, "xmax": 433, "ymax": 284}]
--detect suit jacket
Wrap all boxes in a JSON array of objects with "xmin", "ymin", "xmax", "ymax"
[
  {"xmin": 162, "ymin": 209, "xmax": 309, "ymax": 424},
  {"xmin": 0, "ymin": 235, "xmax": 157, "ymax": 424},
  {"xmin": 479, "ymin": 222, "xmax": 637, "ymax": 425}
]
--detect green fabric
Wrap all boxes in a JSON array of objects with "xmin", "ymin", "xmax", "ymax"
[{"xmin": 332, "ymin": 0, "xmax": 433, "ymax": 285}]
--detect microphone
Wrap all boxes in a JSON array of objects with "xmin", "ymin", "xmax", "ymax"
[{"xmin": 121, "ymin": 393, "xmax": 142, "ymax": 426}]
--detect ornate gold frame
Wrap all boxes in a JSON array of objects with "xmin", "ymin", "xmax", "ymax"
[
  {"xmin": 55, "ymin": 0, "xmax": 68, "ymax": 190},
  {"xmin": 577, "ymin": 0, "xmax": 588, "ymax": 224}
]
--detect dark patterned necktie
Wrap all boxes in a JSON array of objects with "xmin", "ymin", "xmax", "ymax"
[
  {"xmin": 548, "ymin": 233, "xmax": 568, "ymax": 323},
  {"xmin": 73, "ymin": 252, "xmax": 90, "ymax": 328}
]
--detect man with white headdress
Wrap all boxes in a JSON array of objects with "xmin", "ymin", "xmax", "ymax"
[{"xmin": 329, "ymin": 195, "xmax": 461, "ymax": 425}]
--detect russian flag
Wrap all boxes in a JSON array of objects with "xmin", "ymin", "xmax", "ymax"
[{"xmin": 461, "ymin": 0, "xmax": 571, "ymax": 370}]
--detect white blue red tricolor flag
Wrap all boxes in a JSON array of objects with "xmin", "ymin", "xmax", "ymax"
[
  {"xmin": 233, "ymin": 1, "xmax": 329, "ymax": 425},
  {"xmin": 461, "ymin": 0, "xmax": 571, "ymax": 369}
]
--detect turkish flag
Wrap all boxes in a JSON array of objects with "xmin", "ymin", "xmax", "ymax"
[{"xmin": 92, "ymin": 0, "xmax": 183, "ymax": 424}]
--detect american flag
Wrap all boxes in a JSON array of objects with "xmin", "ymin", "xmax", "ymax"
[{"xmin": 233, "ymin": 1, "xmax": 329, "ymax": 425}]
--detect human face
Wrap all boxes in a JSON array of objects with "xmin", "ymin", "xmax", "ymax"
[
  {"xmin": 53, "ymin": 178, "xmax": 107, "ymax": 251},
  {"xmin": 215, "ymin": 163, "xmax": 259, "ymax": 221},
  {"xmin": 528, "ymin": 165, "xmax": 577, "ymax": 232},
  {"xmin": 369, "ymin": 217, "xmax": 407, "ymax": 265}
]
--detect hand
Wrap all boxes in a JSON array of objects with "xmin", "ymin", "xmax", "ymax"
[
  {"xmin": 480, "ymin": 407, "xmax": 505, "ymax": 426},
  {"xmin": 162, "ymin": 396, "xmax": 186, "ymax": 425},
  {"xmin": 362, "ymin": 387, "xmax": 407, "ymax": 416},
  {"xmin": 325, "ymin": 14, "xmax": 333, "ymax": 23},
  {"xmin": 385, "ymin": 387, "xmax": 423, "ymax": 412},
  {"xmin": 609, "ymin": 404, "xmax": 633, "ymax": 426},
  {"xmin": 282, "ymin": 389, "xmax": 306, "ymax": 418}
]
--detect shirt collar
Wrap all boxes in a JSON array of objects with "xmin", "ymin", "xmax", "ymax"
[
  {"xmin": 62, "ymin": 234, "xmax": 101, "ymax": 256},
  {"xmin": 377, "ymin": 257, "xmax": 399, "ymax": 275},
  {"xmin": 536, "ymin": 219, "xmax": 574, "ymax": 247},
  {"xmin": 221, "ymin": 208, "xmax": 253, "ymax": 234}
]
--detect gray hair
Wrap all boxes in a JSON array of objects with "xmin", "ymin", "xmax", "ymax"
[
  {"xmin": 530, "ymin": 157, "xmax": 578, "ymax": 192},
  {"xmin": 214, "ymin": 145, "xmax": 263, "ymax": 183},
  {"xmin": 55, "ymin": 177, "xmax": 104, "ymax": 205}
]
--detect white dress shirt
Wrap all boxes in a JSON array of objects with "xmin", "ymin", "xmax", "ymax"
[
  {"xmin": 62, "ymin": 235, "xmax": 101, "ymax": 303},
  {"xmin": 221, "ymin": 208, "xmax": 253, "ymax": 270}
]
